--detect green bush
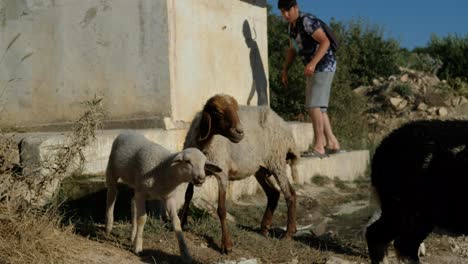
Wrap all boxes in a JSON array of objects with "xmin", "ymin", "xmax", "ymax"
[
  {"xmin": 399, "ymin": 52, "xmax": 442, "ymax": 74},
  {"xmin": 332, "ymin": 18, "xmax": 401, "ymax": 88},
  {"xmin": 416, "ymin": 34, "xmax": 468, "ymax": 82},
  {"xmin": 393, "ymin": 83, "xmax": 413, "ymax": 97}
]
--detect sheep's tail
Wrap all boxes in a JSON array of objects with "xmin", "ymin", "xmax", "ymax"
[{"xmin": 287, "ymin": 149, "xmax": 300, "ymax": 183}]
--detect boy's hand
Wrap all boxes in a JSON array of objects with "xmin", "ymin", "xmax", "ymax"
[
  {"xmin": 281, "ymin": 69, "xmax": 289, "ymax": 88},
  {"xmin": 305, "ymin": 62, "xmax": 316, "ymax": 76}
]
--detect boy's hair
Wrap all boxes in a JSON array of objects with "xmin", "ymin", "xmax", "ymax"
[{"xmin": 277, "ymin": 0, "xmax": 297, "ymax": 10}]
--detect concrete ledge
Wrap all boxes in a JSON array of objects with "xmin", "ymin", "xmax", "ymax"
[
  {"xmin": 292, "ymin": 150, "xmax": 370, "ymax": 184},
  {"xmin": 15, "ymin": 122, "xmax": 370, "ymax": 209},
  {"xmin": 19, "ymin": 128, "xmax": 188, "ymax": 176},
  {"xmin": 287, "ymin": 121, "xmax": 314, "ymax": 152}
]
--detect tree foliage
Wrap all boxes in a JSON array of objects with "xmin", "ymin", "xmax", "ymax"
[{"xmin": 416, "ymin": 34, "xmax": 468, "ymax": 82}]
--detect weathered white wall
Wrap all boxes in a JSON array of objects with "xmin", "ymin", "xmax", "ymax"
[
  {"xmin": 0, "ymin": 0, "xmax": 269, "ymax": 129},
  {"xmin": 0, "ymin": 0, "xmax": 171, "ymax": 128},
  {"xmin": 169, "ymin": 0, "xmax": 269, "ymax": 121}
]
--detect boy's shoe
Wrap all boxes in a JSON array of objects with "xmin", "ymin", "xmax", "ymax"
[{"xmin": 301, "ymin": 150, "xmax": 328, "ymax": 159}]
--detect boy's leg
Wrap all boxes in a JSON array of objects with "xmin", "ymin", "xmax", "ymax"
[
  {"xmin": 323, "ymin": 112, "xmax": 340, "ymax": 150},
  {"xmin": 308, "ymin": 107, "xmax": 326, "ymax": 154}
]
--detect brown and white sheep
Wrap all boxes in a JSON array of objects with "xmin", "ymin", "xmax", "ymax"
[
  {"xmin": 105, "ymin": 131, "xmax": 221, "ymax": 263},
  {"xmin": 179, "ymin": 94, "xmax": 299, "ymax": 254}
]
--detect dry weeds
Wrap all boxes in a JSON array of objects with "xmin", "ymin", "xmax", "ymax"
[{"xmin": 0, "ymin": 98, "xmax": 106, "ymax": 264}]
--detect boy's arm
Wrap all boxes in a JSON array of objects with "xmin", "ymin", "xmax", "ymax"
[
  {"xmin": 305, "ymin": 27, "xmax": 330, "ymax": 75},
  {"xmin": 281, "ymin": 40, "xmax": 297, "ymax": 87},
  {"xmin": 283, "ymin": 39, "xmax": 297, "ymax": 72}
]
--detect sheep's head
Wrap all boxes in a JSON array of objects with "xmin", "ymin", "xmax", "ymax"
[
  {"xmin": 171, "ymin": 148, "xmax": 222, "ymax": 186},
  {"xmin": 199, "ymin": 94, "xmax": 244, "ymax": 143}
]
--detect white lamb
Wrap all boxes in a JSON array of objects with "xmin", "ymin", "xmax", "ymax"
[{"xmin": 105, "ymin": 131, "xmax": 221, "ymax": 263}]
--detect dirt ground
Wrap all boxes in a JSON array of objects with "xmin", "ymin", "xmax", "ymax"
[{"xmin": 57, "ymin": 177, "xmax": 468, "ymax": 264}]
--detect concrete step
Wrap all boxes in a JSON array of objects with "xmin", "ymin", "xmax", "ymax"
[
  {"xmin": 292, "ymin": 150, "xmax": 370, "ymax": 184},
  {"xmin": 13, "ymin": 121, "xmax": 369, "ymax": 208}
]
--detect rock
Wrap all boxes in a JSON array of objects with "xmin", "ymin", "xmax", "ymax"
[
  {"xmin": 437, "ymin": 107, "xmax": 448, "ymax": 116},
  {"xmin": 353, "ymin": 85, "xmax": 369, "ymax": 96},
  {"xmin": 372, "ymin": 79, "xmax": 381, "ymax": 86},
  {"xmin": 388, "ymin": 75, "xmax": 397, "ymax": 81},
  {"xmin": 417, "ymin": 103, "xmax": 429, "ymax": 111},
  {"xmin": 215, "ymin": 258, "xmax": 259, "ymax": 264},
  {"xmin": 389, "ymin": 97, "xmax": 408, "ymax": 110},
  {"xmin": 326, "ymin": 256, "xmax": 355, "ymax": 264},
  {"xmin": 400, "ymin": 74, "xmax": 409, "ymax": 82},
  {"xmin": 389, "ymin": 97, "xmax": 403, "ymax": 107}
]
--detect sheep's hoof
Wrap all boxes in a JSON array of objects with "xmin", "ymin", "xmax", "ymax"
[
  {"xmin": 220, "ymin": 243, "xmax": 233, "ymax": 254},
  {"xmin": 260, "ymin": 228, "xmax": 269, "ymax": 237},
  {"xmin": 134, "ymin": 245, "xmax": 143, "ymax": 255},
  {"xmin": 281, "ymin": 232, "xmax": 293, "ymax": 240}
]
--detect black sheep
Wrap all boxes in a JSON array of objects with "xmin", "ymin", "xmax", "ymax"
[{"xmin": 366, "ymin": 120, "xmax": 468, "ymax": 264}]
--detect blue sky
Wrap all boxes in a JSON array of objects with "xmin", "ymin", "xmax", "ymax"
[{"xmin": 267, "ymin": 0, "xmax": 468, "ymax": 50}]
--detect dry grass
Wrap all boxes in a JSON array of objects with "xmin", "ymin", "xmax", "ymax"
[
  {"xmin": 0, "ymin": 204, "xmax": 77, "ymax": 263},
  {"xmin": 0, "ymin": 98, "xmax": 106, "ymax": 264}
]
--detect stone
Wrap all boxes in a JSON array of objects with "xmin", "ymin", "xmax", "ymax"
[
  {"xmin": 437, "ymin": 107, "xmax": 448, "ymax": 116},
  {"xmin": 326, "ymin": 256, "xmax": 355, "ymax": 264},
  {"xmin": 389, "ymin": 97, "xmax": 407, "ymax": 111},
  {"xmin": 417, "ymin": 103, "xmax": 429, "ymax": 111},
  {"xmin": 353, "ymin": 85, "xmax": 369, "ymax": 95},
  {"xmin": 400, "ymin": 74, "xmax": 409, "ymax": 82}
]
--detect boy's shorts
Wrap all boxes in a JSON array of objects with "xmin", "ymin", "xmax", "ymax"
[{"xmin": 305, "ymin": 71, "xmax": 335, "ymax": 112}]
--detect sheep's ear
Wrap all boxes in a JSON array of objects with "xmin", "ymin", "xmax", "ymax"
[
  {"xmin": 204, "ymin": 160, "xmax": 222, "ymax": 175},
  {"xmin": 170, "ymin": 152, "xmax": 185, "ymax": 166},
  {"xmin": 199, "ymin": 111, "xmax": 212, "ymax": 141}
]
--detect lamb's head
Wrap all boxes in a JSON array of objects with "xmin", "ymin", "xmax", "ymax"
[
  {"xmin": 199, "ymin": 94, "xmax": 244, "ymax": 143},
  {"xmin": 171, "ymin": 148, "xmax": 222, "ymax": 186}
]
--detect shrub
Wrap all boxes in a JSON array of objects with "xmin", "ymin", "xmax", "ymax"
[
  {"xmin": 400, "ymin": 52, "xmax": 442, "ymax": 74},
  {"xmin": 416, "ymin": 34, "xmax": 468, "ymax": 82},
  {"xmin": 393, "ymin": 83, "xmax": 413, "ymax": 98}
]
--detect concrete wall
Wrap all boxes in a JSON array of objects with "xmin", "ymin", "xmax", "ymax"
[
  {"xmin": 0, "ymin": 0, "xmax": 268, "ymax": 129},
  {"xmin": 169, "ymin": 0, "xmax": 269, "ymax": 121}
]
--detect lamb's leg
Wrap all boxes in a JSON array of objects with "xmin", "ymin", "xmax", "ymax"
[
  {"xmin": 131, "ymin": 196, "xmax": 137, "ymax": 243},
  {"xmin": 179, "ymin": 183, "xmax": 194, "ymax": 229},
  {"xmin": 132, "ymin": 191, "xmax": 147, "ymax": 254},
  {"xmin": 366, "ymin": 213, "xmax": 399, "ymax": 264},
  {"xmin": 166, "ymin": 197, "xmax": 192, "ymax": 263},
  {"xmin": 271, "ymin": 166, "xmax": 297, "ymax": 238},
  {"xmin": 255, "ymin": 168, "xmax": 280, "ymax": 237},
  {"xmin": 105, "ymin": 170, "xmax": 118, "ymax": 234},
  {"xmin": 216, "ymin": 173, "xmax": 232, "ymax": 254}
]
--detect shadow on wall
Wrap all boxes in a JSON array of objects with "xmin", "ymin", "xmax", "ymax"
[{"xmin": 243, "ymin": 19, "xmax": 268, "ymax": 106}]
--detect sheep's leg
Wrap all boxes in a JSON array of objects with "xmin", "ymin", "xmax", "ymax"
[
  {"xmin": 366, "ymin": 213, "xmax": 399, "ymax": 264},
  {"xmin": 105, "ymin": 170, "xmax": 118, "ymax": 234},
  {"xmin": 271, "ymin": 166, "xmax": 297, "ymax": 238},
  {"xmin": 255, "ymin": 168, "xmax": 280, "ymax": 237},
  {"xmin": 179, "ymin": 183, "xmax": 194, "ymax": 229},
  {"xmin": 132, "ymin": 191, "xmax": 147, "ymax": 254},
  {"xmin": 216, "ymin": 173, "xmax": 232, "ymax": 254},
  {"xmin": 166, "ymin": 197, "xmax": 192, "ymax": 263},
  {"xmin": 393, "ymin": 219, "xmax": 432, "ymax": 264},
  {"xmin": 130, "ymin": 196, "xmax": 137, "ymax": 243}
]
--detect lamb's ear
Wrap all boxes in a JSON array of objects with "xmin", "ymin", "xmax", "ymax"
[
  {"xmin": 170, "ymin": 152, "xmax": 185, "ymax": 166},
  {"xmin": 199, "ymin": 111, "xmax": 212, "ymax": 141},
  {"xmin": 204, "ymin": 160, "xmax": 222, "ymax": 175}
]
